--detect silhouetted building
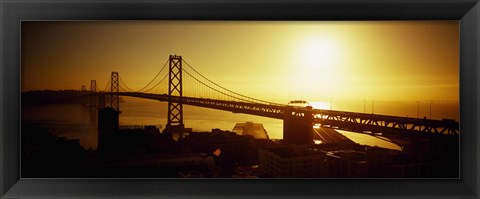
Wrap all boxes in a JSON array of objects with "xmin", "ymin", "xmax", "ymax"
[
  {"xmin": 21, "ymin": 127, "xmax": 87, "ymax": 178},
  {"xmin": 259, "ymin": 145, "xmax": 370, "ymax": 178},
  {"xmin": 365, "ymin": 147, "xmax": 431, "ymax": 178},
  {"xmin": 283, "ymin": 107, "xmax": 313, "ymax": 145},
  {"xmin": 144, "ymin": 125, "xmax": 161, "ymax": 134},
  {"xmin": 325, "ymin": 150, "xmax": 369, "ymax": 178},
  {"xmin": 93, "ymin": 153, "xmax": 221, "ymax": 178},
  {"xmin": 388, "ymin": 161, "xmax": 431, "ymax": 178},
  {"xmin": 163, "ymin": 123, "xmax": 185, "ymax": 134},
  {"xmin": 98, "ymin": 107, "xmax": 119, "ymax": 132},
  {"xmin": 259, "ymin": 145, "xmax": 328, "ymax": 178},
  {"xmin": 179, "ymin": 129, "xmax": 257, "ymax": 168},
  {"xmin": 98, "ymin": 107, "xmax": 119, "ymax": 151}
]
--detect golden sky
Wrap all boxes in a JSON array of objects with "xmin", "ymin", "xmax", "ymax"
[{"xmin": 22, "ymin": 21, "xmax": 459, "ymax": 103}]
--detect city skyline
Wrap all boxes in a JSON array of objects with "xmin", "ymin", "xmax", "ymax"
[{"xmin": 22, "ymin": 21, "xmax": 459, "ymax": 103}]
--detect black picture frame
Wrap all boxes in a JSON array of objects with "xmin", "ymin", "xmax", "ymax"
[{"xmin": 1, "ymin": 0, "xmax": 479, "ymax": 198}]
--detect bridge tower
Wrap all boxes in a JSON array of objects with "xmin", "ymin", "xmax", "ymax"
[
  {"xmin": 81, "ymin": 85, "xmax": 86, "ymax": 91},
  {"xmin": 110, "ymin": 72, "xmax": 119, "ymax": 112},
  {"xmin": 90, "ymin": 80, "xmax": 97, "ymax": 92},
  {"xmin": 90, "ymin": 80, "xmax": 98, "ymax": 108},
  {"xmin": 164, "ymin": 55, "xmax": 184, "ymax": 134},
  {"xmin": 283, "ymin": 107, "xmax": 314, "ymax": 145}
]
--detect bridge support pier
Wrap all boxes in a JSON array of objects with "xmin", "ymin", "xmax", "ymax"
[{"xmin": 283, "ymin": 107, "xmax": 313, "ymax": 145}]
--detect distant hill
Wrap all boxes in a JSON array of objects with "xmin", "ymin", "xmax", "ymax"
[{"xmin": 22, "ymin": 90, "xmax": 94, "ymax": 105}]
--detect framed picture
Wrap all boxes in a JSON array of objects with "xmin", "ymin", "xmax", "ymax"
[{"xmin": 1, "ymin": 0, "xmax": 479, "ymax": 198}]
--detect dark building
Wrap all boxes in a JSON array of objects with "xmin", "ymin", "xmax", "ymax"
[
  {"xmin": 179, "ymin": 129, "xmax": 257, "ymax": 169},
  {"xmin": 91, "ymin": 153, "xmax": 221, "ymax": 178},
  {"xmin": 283, "ymin": 107, "xmax": 313, "ymax": 145},
  {"xmin": 98, "ymin": 107, "xmax": 119, "ymax": 133},
  {"xmin": 97, "ymin": 107, "xmax": 119, "ymax": 151},
  {"xmin": 21, "ymin": 127, "xmax": 88, "ymax": 178},
  {"xmin": 325, "ymin": 150, "xmax": 369, "ymax": 178},
  {"xmin": 259, "ymin": 144, "xmax": 369, "ymax": 178},
  {"xmin": 259, "ymin": 145, "xmax": 328, "ymax": 178}
]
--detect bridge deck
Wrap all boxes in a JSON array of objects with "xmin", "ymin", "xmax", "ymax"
[{"xmin": 95, "ymin": 92, "xmax": 459, "ymax": 136}]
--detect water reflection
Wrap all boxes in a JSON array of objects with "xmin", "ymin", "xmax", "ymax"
[
  {"xmin": 22, "ymin": 98, "xmax": 457, "ymax": 151},
  {"xmin": 337, "ymin": 130, "xmax": 402, "ymax": 151}
]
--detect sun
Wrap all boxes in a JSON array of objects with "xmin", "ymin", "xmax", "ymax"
[
  {"xmin": 287, "ymin": 35, "xmax": 346, "ymax": 96},
  {"xmin": 300, "ymin": 38, "xmax": 340, "ymax": 73}
]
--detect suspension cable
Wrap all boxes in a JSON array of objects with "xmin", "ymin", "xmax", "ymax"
[
  {"xmin": 102, "ymin": 78, "xmax": 111, "ymax": 92},
  {"xmin": 119, "ymin": 76, "xmax": 135, "ymax": 92},
  {"xmin": 182, "ymin": 59, "xmax": 280, "ymax": 105},
  {"xmin": 143, "ymin": 73, "xmax": 169, "ymax": 93},
  {"xmin": 182, "ymin": 68, "xmax": 255, "ymax": 103},
  {"xmin": 136, "ymin": 59, "xmax": 169, "ymax": 92}
]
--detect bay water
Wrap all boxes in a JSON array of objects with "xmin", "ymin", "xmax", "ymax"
[{"xmin": 22, "ymin": 97, "xmax": 459, "ymax": 151}]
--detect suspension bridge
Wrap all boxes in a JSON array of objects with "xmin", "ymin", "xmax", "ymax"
[{"xmin": 80, "ymin": 55, "xmax": 459, "ymax": 145}]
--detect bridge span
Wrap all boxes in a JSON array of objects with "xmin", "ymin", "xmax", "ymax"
[
  {"xmin": 79, "ymin": 55, "xmax": 459, "ymax": 145},
  {"xmin": 95, "ymin": 92, "xmax": 459, "ymax": 137}
]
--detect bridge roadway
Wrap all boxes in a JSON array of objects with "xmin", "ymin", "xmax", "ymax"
[{"xmin": 103, "ymin": 92, "xmax": 459, "ymax": 136}]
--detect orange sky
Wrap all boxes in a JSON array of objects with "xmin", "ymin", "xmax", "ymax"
[{"xmin": 21, "ymin": 21, "xmax": 459, "ymax": 103}]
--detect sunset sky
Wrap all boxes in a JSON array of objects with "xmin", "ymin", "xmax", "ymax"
[{"xmin": 21, "ymin": 21, "xmax": 459, "ymax": 103}]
